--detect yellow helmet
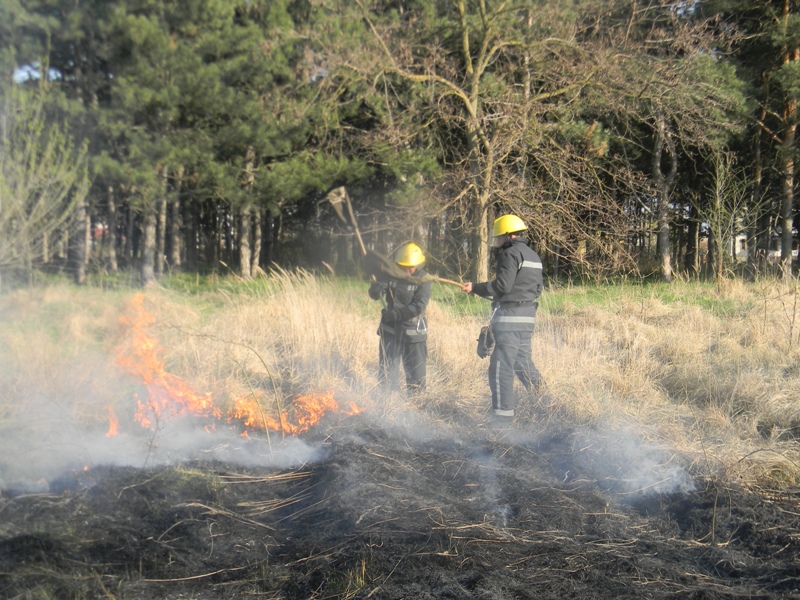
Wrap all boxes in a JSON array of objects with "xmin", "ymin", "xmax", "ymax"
[
  {"xmin": 395, "ymin": 242, "xmax": 426, "ymax": 267},
  {"xmin": 493, "ymin": 214, "xmax": 527, "ymax": 237}
]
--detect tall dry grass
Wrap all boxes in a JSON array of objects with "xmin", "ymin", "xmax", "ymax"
[
  {"xmin": 535, "ymin": 278, "xmax": 800, "ymax": 486},
  {"xmin": 158, "ymin": 268, "xmax": 490, "ymax": 425},
  {"xmin": 3, "ymin": 272, "xmax": 800, "ymax": 488}
]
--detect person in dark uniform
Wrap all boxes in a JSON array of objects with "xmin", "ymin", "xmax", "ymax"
[
  {"xmin": 460, "ymin": 215, "xmax": 544, "ymax": 422},
  {"xmin": 368, "ymin": 242, "xmax": 431, "ymax": 394}
]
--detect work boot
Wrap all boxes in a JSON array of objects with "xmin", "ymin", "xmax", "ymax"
[{"xmin": 489, "ymin": 409, "xmax": 514, "ymax": 430}]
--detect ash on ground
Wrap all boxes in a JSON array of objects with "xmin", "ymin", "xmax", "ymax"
[{"xmin": 2, "ymin": 414, "xmax": 799, "ymax": 599}]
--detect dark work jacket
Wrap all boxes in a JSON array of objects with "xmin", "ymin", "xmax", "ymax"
[
  {"xmin": 471, "ymin": 238, "xmax": 543, "ymax": 333},
  {"xmin": 369, "ymin": 268, "xmax": 432, "ymax": 342}
]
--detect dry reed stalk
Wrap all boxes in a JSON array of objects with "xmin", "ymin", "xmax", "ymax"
[{"xmin": 4, "ymin": 276, "xmax": 800, "ymax": 487}]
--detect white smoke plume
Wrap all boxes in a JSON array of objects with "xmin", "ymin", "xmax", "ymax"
[
  {"xmin": 560, "ymin": 423, "xmax": 696, "ymax": 497},
  {"xmin": 0, "ymin": 405, "xmax": 323, "ymax": 493}
]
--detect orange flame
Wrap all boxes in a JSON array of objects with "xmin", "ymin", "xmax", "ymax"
[
  {"xmin": 232, "ymin": 391, "xmax": 362, "ymax": 436},
  {"xmin": 116, "ymin": 294, "xmax": 219, "ymax": 429},
  {"xmin": 112, "ymin": 294, "xmax": 360, "ymax": 436},
  {"xmin": 105, "ymin": 405, "xmax": 119, "ymax": 437}
]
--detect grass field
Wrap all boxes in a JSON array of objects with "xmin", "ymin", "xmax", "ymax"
[{"xmin": 2, "ymin": 271, "xmax": 800, "ymax": 491}]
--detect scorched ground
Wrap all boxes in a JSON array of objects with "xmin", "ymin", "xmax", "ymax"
[{"xmin": 2, "ymin": 413, "xmax": 800, "ymax": 599}]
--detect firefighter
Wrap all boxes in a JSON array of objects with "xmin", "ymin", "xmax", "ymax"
[
  {"xmin": 368, "ymin": 242, "xmax": 431, "ymax": 394},
  {"xmin": 460, "ymin": 215, "xmax": 544, "ymax": 423}
]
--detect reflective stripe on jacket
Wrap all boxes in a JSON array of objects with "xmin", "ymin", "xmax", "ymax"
[
  {"xmin": 372, "ymin": 268, "xmax": 432, "ymax": 341},
  {"xmin": 472, "ymin": 238, "xmax": 543, "ymax": 332}
]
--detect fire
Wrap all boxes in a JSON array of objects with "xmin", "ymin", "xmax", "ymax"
[
  {"xmin": 232, "ymin": 392, "xmax": 361, "ymax": 436},
  {"xmin": 105, "ymin": 405, "xmax": 119, "ymax": 437},
  {"xmin": 112, "ymin": 294, "xmax": 361, "ymax": 437},
  {"xmin": 116, "ymin": 294, "xmax": 220, "ymax": 429}
]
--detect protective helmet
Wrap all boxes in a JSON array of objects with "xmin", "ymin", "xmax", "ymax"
[
  {"xmin": 493, "ymin": 214, "xmax": 527, "ymax": 237},
  {"xmin": 395, "ymin": 242, "xmax": 426, "ymax": 267}
]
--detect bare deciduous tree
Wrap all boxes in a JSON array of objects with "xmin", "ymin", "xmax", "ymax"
[{"xmin": 0, "ymin": 86, "xmax": 89, "ymax": 288}]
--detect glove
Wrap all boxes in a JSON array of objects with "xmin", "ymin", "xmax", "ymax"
[
  {"xmin": 381, "ymin": 307, "xmax": 400, "ymax": 324},
  {"xmin": 369, "ymin": 281, "xmax": 386, "ymax": 300}
]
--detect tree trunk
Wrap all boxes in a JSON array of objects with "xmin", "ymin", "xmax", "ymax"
[
  {"xmin": 42, "ymin": 231, "xmax": 50, "ymax": 265},
  {"xmin": 747, "ymin": 103, "xmax": 766, "ymax": 280},
  {"xmin": 84, "ymin": 210, "xmax": 92, "ymax": 266},
  {"xmin": 184, "ymin": 203, "xmax": 200, "ymax": 272},
  {"xmin": 777, "ymin": 2, "xmax": 799, "ymax": 277},
  {"xmin": 156, "ymin": 195, "xmax": 166, "ymax": 277},
  {"xmin": 780, "ymin": 93, "xmax": 797, "ymax": 278},
  {"xmin": 685, "ymin": 205, "xmax": 699, "ymax": 277},
  {"xmin": 552, "ymin": 245, "xmax": 561, "ymax": 282},
  {"xmin": 156, "ymin": 166, "xmax": 168, "ymax": 277},
  {"xmin": 272, "ymin": 212, "xmax": 282, "ymax": 265},
  {"xmin": 467, "ymin": 118, "xmax": 492, "ymax": 283},
  {"xmin": 59, "ymin": 228, "xmax": 69, "ymax": 263},
  {"xmin": 108, "ymin": 185, "xmax": 118, "ymax": 272},
  {"xmin": 170, "ymin": 166, "xmax": 184, "ymax": 270},
  {"xmin": 472, "ymin": 192, "xmax": 490, "ymax": 283},
  {"xmin": 251, "ymin": 206, "xmax": 262, "ymax": 276},
  {"xmin": 141, "ymin": 204, "xmax": 157, "ymax": 287},
  {"xmin": 657, "ymin": 199, "xmax": 673, "ymax": 282},
  {"xmin": 227, "ymin": 211, "xmax": 236, "ymax": 269},
  {"xmin": 71, "ymin": 198, "xmax": 87, "ymax": 285},
  {"xmin": 238, "ymin": 206, "xmax": 253, "ymax": 279},
  {"xmin": 238, "ymin": 147, "xmax": 256, "ymax": 278},
  {"xmin": 204, "ymin": 204, "xmax": 217, "ymax": 269},
  {"xmin": 653, "ymin": 113, "xmax": 678, "ymax": 282},
  {"xmin": 122, "ymin": 201, "xmax": 136, "ymax": 269},
  {"xmin": 262, "ymin": 212, "xmax": 274, "ymax": 267},
  {"xmin": 707, "ymin": 233, "xmax": 718, "ymax": 281}
]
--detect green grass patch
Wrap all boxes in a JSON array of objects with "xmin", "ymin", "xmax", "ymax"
[
  {"xmin": 542, "ymin": 279, "xmax": 756, "ymax": 317},
  {"xmin": 14, "ymin": 268, "xmax": 762, "ymax": 323}
]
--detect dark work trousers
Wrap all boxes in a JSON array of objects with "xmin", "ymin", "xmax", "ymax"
[
  {"xmin": 488, "ymin": 330, "xmax": 541, "ymax": 413},
  {"xmin": 378, "ymin": 333, "xmax": 427, "ymax": 393}
]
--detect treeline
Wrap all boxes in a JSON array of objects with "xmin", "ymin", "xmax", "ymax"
[{"xmin": 1, "ymin": 0, "xmax": 798, "ymax": 287}]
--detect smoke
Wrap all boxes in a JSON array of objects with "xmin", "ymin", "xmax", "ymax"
[
  {"xmin": 0, "ymin": 409, "xmax": 324, "ymax": 494},
  {"xmin": 471, "ymin": 447, "xmax": 516, "ymax": 528},
  {"xmin": 0, "ymin": 363, "xmax": 695, "ymax": 506},
  {"xmin": 1, "ymin": 337, "xmax": 693, "ymax": 507},
  {"xmin": 554, "ymin": 423, "xmax": 696, "ymax": 498},
  {"xmin": 332, "ymin": 392, "xmax": 696, "ymax": 508}
]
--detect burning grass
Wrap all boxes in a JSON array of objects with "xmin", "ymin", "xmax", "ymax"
[
  {"xmin": 2, "ymin": 273, "xmax": 800, "ymax": 487},
  {"xmin": 3, "ymin": 273, "xmax": 800, "ymax": 597},
  {"xmin": 2, "ymin": 423, "xmax": 800, "ymax": 599}
]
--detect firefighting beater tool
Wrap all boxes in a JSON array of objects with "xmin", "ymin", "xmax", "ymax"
[{"xmin": 324, "ymin": 186, "xmax": 462, "ymax": 288}]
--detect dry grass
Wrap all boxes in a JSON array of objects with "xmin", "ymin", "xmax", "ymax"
[
  {"xmin": 536, "ymin": 278, "xmax": 800, "ymax": 485},
  {"xmin": 2, "ymin": 273, "xmax": 800, "ymax": 488}
]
